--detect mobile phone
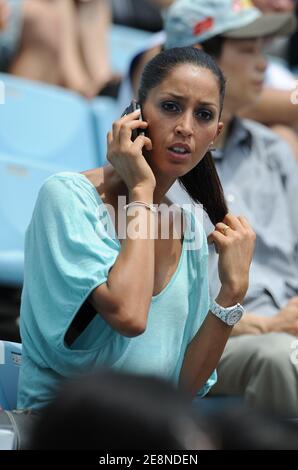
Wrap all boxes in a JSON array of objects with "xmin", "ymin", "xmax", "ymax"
[{"xmin": 121, "ymin": 101, "xmax": 145, "ymax": 141}]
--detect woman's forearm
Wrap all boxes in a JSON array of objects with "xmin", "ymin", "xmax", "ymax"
[
  {"xmin": 179, "ymin": 290, "xmax": 240, "ymax": 396},
  {"xmin": 109, "ymin": 191, "xmax": 155, "ymax": 314},
  {"xmin": 179, "ymin": 312, "xmax": 232, "ymax": 396},
  {"xmin": 184, "ymin": 213, "xmax": 256, "ymax": 394},
  {"xmin": 91, "ymin": 187, "xmax": 156, "ymax": 336}
]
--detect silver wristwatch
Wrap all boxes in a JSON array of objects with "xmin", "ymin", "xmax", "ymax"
[{"xmin": 210, "ymin": 300, "xmax": 244, "ymax": 326}]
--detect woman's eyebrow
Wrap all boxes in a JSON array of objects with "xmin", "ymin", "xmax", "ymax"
[{"xmin": 160, "ymin": 93, "xmax": 218, "ymax": 109}]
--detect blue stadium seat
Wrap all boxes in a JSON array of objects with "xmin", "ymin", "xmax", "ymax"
[
  {"xmin": 0, "ymin": 340, "xmax": 22, "ymax": 411},
  {"xmin": 0, "ymin": 155, "xmax": 56, "ymax": 285},
  {"xmin": 91, "ymin": 96, "xmax": 120, "ymax": 166},
  {"xmin": 0, "ymin": 73, "xmax": 100, "ymax": 171},
  {"xmin": 0, "ymin": 77, "xmax": 119, "ymax": 285},
  {"xmin": 109, "ymin": 25, "xmax": 153, "ymax": 75}
]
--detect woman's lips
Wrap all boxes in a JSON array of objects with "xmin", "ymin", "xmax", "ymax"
[{"xmin": 166, "ymin": 148, "xmax": 191, "ymax": 162}]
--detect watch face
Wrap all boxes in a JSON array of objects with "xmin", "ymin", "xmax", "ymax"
[{"xmin": 226, "ymin": 308, "xmax": 243, "ymax": 326}]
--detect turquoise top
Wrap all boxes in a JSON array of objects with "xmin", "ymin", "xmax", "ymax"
[{"xmin": 17, "ymin": 172, "xmax": 216, "ymax": 409}]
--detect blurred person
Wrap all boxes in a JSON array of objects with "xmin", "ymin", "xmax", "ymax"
[
  {"xmin": 9, "ymin": 371, "xmax": 298, "ymax": 450},
  {"xmin": 240, "ymin": 0, "xmax": 298, "ymax": 155},
  {"xmin": 248, "ymin": 0, "xmax": 298, "ymax": 161},
  {"xmin": 17, "ymin": 46, "xmax": 255, "ymax": 410},
  {"xmin": 256, "ymin": 0, "xmax": 296, "ymax": 63},
  {"xmin": 54, "ymin": 0, "xmax": 114, "ymax": 97},
  {"xmin": 207, "ymin": 405, "xmax": 298, "ymax": 450},
  {"xmin": 164, "ymin": 0, "xmax": 298, "ymax": 417},
  {"xmin": 29, "ymin": 370, "xmax": 214, "ymax": 450},
  {"xmin": 0, "ymin": 0, "xmax": 113, "ymax": 98}
]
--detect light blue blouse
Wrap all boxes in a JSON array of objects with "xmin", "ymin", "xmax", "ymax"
[{"xmin": 17, "ymin": 172, "xmax": 216, "ymax": 409}]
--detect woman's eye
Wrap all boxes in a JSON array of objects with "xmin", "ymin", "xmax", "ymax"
[
  {"xmin": 196, "ymin": 110, "xmax": 213, "ymax": 121},
  {"xmin": 161, "ymin": 102, "xmax": 179, "ymax": 112}
]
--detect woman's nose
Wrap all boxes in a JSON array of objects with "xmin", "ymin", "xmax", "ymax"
[{"xmin": 174, "ymin": 113, "xmax": 194, "ymax": 136}]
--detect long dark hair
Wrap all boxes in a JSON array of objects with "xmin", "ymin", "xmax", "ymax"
[{"xmin": 138, "ymin": 46, "xmax": 228, "ymax": 225}]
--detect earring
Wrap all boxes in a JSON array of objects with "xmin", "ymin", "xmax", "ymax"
[{"xmin": 209, "ymin": 142, "xmax": 216, "ymax": 152}]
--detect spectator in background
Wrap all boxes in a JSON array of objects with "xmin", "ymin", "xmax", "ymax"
[
  {"xmin": 164, "ymin": 0, "xmax": 298, "ymax": 417},
  {"xmin": 240, "ymin": 0, "xmax": 298, "ymax": 158},
  {"xmin": 52, "ymin": 0, "xmax": 114, "ymax": 97},
  {"xmin": 0, "ymin": 0, "xmax": 113, "ymax": 98}
]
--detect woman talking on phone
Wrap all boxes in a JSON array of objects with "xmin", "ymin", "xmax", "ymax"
[{"xmin": 18, "ymin": 47, "xmax": 255, "ymax": 410}]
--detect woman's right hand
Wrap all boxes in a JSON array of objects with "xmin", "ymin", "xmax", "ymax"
[
  {"xmin": 208, "ymin": 214, "xmax": 256, "ymax": 306},
  {"xmin": 107, "ymin": 109, "xmax": 156, "ymax": 193}
]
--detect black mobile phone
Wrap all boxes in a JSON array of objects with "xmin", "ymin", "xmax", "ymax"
[{"xmin": 121, "ymin": 100, "xmax": 145, "ymax": 141}]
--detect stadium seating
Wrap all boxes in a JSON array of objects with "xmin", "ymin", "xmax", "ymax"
[
  {"xmin": 0, "ymin": 340, "xmax": 22, "ymax": 411},
  {"xmin": 0, "ymin": 77, "xmax": 121, "ymax": 285},
  {"xmin": 0, "ymin": 73, "xmax": 100, "ymax": 171}
]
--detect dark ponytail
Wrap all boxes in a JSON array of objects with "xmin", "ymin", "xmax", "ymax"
[
  {"xmin": 179, "ymin": 151, "xmax": 228, "ymax": 226},
  {"xmin": 138, "ymin": 46, "xmax": 228, "ymax": 225}
]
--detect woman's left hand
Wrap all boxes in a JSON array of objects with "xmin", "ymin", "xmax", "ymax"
[{"xmin": 208, "ymin": 213, "xmax": 256, "ymax": 304}]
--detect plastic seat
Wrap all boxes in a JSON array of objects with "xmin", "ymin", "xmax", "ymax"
[
  {"xmin": 91, "ymin": 96, "xmax": 120, "ymax": 166},
  {"xmin": 0, "ymin": 75, "xmax": 107, "ymax": 285},
  {"xmin": 109, "ymin": 25, "xmax": 153, "ymax": 75},
  {"xmin": 0, "ymin": 155, "xmax": 57, "ymax": 285},
  {"xmin": 0, "ymin": 73, "xmax": 100, "ymax": 171},
  {"xmin": 0, "ymin": 340, "xmax": 22, "ymax": 411}
]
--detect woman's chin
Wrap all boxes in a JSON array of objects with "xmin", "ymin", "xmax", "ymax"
[{"xmin": 157, "ymin": 164, "xmax": 192, "ymax": 180}]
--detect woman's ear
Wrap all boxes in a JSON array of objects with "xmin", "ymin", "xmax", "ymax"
[{"xmin": 216, "ymin": 122, "xmax": 224, "ymax": 137}]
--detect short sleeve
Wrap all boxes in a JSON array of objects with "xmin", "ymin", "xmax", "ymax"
[{"xmin": 22, "ymin": 173, "xmax": 120, "ymax": 355}]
